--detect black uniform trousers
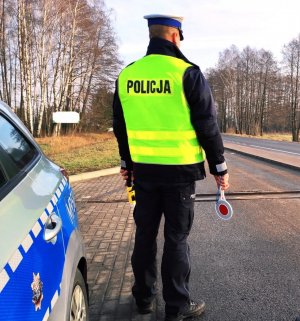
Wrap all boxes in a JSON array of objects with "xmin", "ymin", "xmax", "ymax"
[{"xmin": 131, "ymin": 179, "xmax": 196, "ymax": 315}]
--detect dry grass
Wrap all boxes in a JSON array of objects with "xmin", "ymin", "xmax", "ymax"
[
  {"xmin": 225, "ymin": 132, "xmax": 294, "ymax": 142},
  {"xmin": 36, "ymin": 133, "xmax": 112, "ymax": 155},
  {"xmin": 36, "ymin": 133, "xmax": 119, "ymax": 175}
]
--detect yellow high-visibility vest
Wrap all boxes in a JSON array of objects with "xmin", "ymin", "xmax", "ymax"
[{"xmin": 118, "ymin": 54, "xmax": 206, "ymax": 165}]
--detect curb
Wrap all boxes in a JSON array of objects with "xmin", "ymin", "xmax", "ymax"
[
  {"xmin": 69, "ymin": 166, "xmax": 119, "ymax": 183},
  {"xmin": 225, "ymin": 147, "xmax": 300, "ymax": 172}
]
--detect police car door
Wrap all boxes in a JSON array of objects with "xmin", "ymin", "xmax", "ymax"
[{"xmin": 0, "ymin": 111, "xmax": 66, "ymax": 321}]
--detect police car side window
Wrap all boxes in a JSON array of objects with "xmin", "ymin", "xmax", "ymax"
[
  {"xmin": 0, "ymin": 167, "xmax": 6, "ymax": 188},
  {"xmin": 0, "ymin": 114, "xmax": 37, "ymax": 183}
]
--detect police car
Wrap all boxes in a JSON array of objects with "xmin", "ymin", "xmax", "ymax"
[{"xmin": 0, "ymin": 101, "xmax": 89, "ymax": 321}]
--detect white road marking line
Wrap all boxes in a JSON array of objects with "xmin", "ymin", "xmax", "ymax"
[
  {"xmin": 249, "ymin": 144, "xmax": 300, "ymax": 156},
  {"xmin": 224, "ymin": 140, "xmax": 300, "ymax": 156}
]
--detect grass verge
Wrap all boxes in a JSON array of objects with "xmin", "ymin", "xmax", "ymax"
[{"xmin": 36, "ymin": 133, "xmax": 119, "ymax": 175}]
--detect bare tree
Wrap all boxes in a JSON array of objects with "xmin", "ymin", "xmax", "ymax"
[
  {"xmin": 0, "ymin": 0, "xmax": 121, "ymax": 136},
  {"xmin": 33, "ymin": 0, "xmax": 59, "ymax": 137},
  {"xmin": 282, "ymin": 34, "xmax": 300, "ymax": 142},
  {"xmin": 0, "ymin": 0, "xmax": 17, "ymax": 109},
  {"xmin": 207, "ymin": 46, "xmax": 279, "ymax": 136}
]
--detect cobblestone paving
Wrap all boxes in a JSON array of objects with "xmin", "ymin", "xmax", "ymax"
[{"xmin": 72, "ymin": 175, "xmax": 160, "ymax": 321}]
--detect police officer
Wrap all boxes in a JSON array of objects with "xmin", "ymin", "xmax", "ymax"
[{"xmin": 113, "ymin": 14, "xmax": 229, "ymax": 321}]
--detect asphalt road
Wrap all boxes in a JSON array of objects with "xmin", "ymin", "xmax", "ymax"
[
  {"xmin": 155, "ymin": 151, "xmax": 300, "ymax": 321},
  {"xmin": 223, "ymin": 134, "xmax": 300, "ymax": 157}
]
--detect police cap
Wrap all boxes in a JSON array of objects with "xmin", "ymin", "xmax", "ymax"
[{"xmin": 143, "ymin": 14, "xmax": 184, "ymax": 41}]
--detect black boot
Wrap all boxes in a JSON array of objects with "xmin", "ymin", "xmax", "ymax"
[
  {"xmin": 136, "ymin": 301, "xmax": 154, "ymax": 314},
  {"xmin": 165, "ymin": 300, "xmax": 205, "ymax": 321}
]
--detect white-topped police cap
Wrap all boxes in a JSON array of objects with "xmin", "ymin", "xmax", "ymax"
[{"xmin": 144, "ymin": 14, "xmax": 184, "ymax": 40}]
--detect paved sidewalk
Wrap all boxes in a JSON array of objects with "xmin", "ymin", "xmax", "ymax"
[
  {"xmin": 72, "ymin": 174, "xmax": 160, "ymax": 321},
  {"xmin": 224, "ymin": 142, "xmax": 300, "ymax": 171}
]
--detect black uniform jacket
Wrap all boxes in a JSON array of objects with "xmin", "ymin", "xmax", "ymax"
[{"xmin": 113, "ymin": 37, "xmax": 227, "ymax": 183}]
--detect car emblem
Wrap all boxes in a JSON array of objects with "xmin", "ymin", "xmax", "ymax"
[{"xmin": 31, "ymin": 273, "xmax": 44, "ymax": 311}]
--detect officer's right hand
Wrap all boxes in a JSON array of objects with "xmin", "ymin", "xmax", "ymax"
[
  {"xmin": 120, "ymin": 168, "xmax": 129, "ymax": 180},
  {"xmin": 214, "ymin": 173, "xmax": 229, "ymax": 190},
  {"xmin": 120, "ymin": 168, "xmax": 134, "ymax": 181}
]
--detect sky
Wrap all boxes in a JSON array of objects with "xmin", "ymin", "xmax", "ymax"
[{"xmin": 107, "ymin": 0, "xmax": 300, "ymax": 71}]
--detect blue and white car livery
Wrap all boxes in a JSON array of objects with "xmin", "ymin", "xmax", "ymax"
[{"xmin": 0, "ymin": 101, "xmax": 88, "ymax": 321}]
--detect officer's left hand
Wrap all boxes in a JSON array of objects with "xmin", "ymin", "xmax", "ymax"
[{"xmin": 214, "ymin": 173, "xmax": 229, "ymax": 190}]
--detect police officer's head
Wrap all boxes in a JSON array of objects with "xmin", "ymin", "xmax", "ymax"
[{"xmin": 144, "ymin": 14, "xmax": 184, "ymax": 48}]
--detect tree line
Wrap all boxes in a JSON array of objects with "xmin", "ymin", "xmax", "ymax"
[
  {"xmin": 0, "ymin": 0, "xmax": 121, "ymax": 136},
  {"xmin": 1, "ymin": 1, "xmax": 299, "ymax": 141},
  {"xmin": 206, "ymin": 35, "xmax": 300, "ymax": 142}
]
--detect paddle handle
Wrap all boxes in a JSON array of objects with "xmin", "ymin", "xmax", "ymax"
[{"xmin": 218, "ymin": 186, "xmax": 225, "ymax": 200}]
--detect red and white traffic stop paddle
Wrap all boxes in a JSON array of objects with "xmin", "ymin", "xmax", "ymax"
[{"xmin": 215, "ymin": 186, "xmax": 233, "ymax": 220}]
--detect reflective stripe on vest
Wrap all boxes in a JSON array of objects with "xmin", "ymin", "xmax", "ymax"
[{"xmin": 118, "ymin": 54, "xmax": 206, "ymax": 165}]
